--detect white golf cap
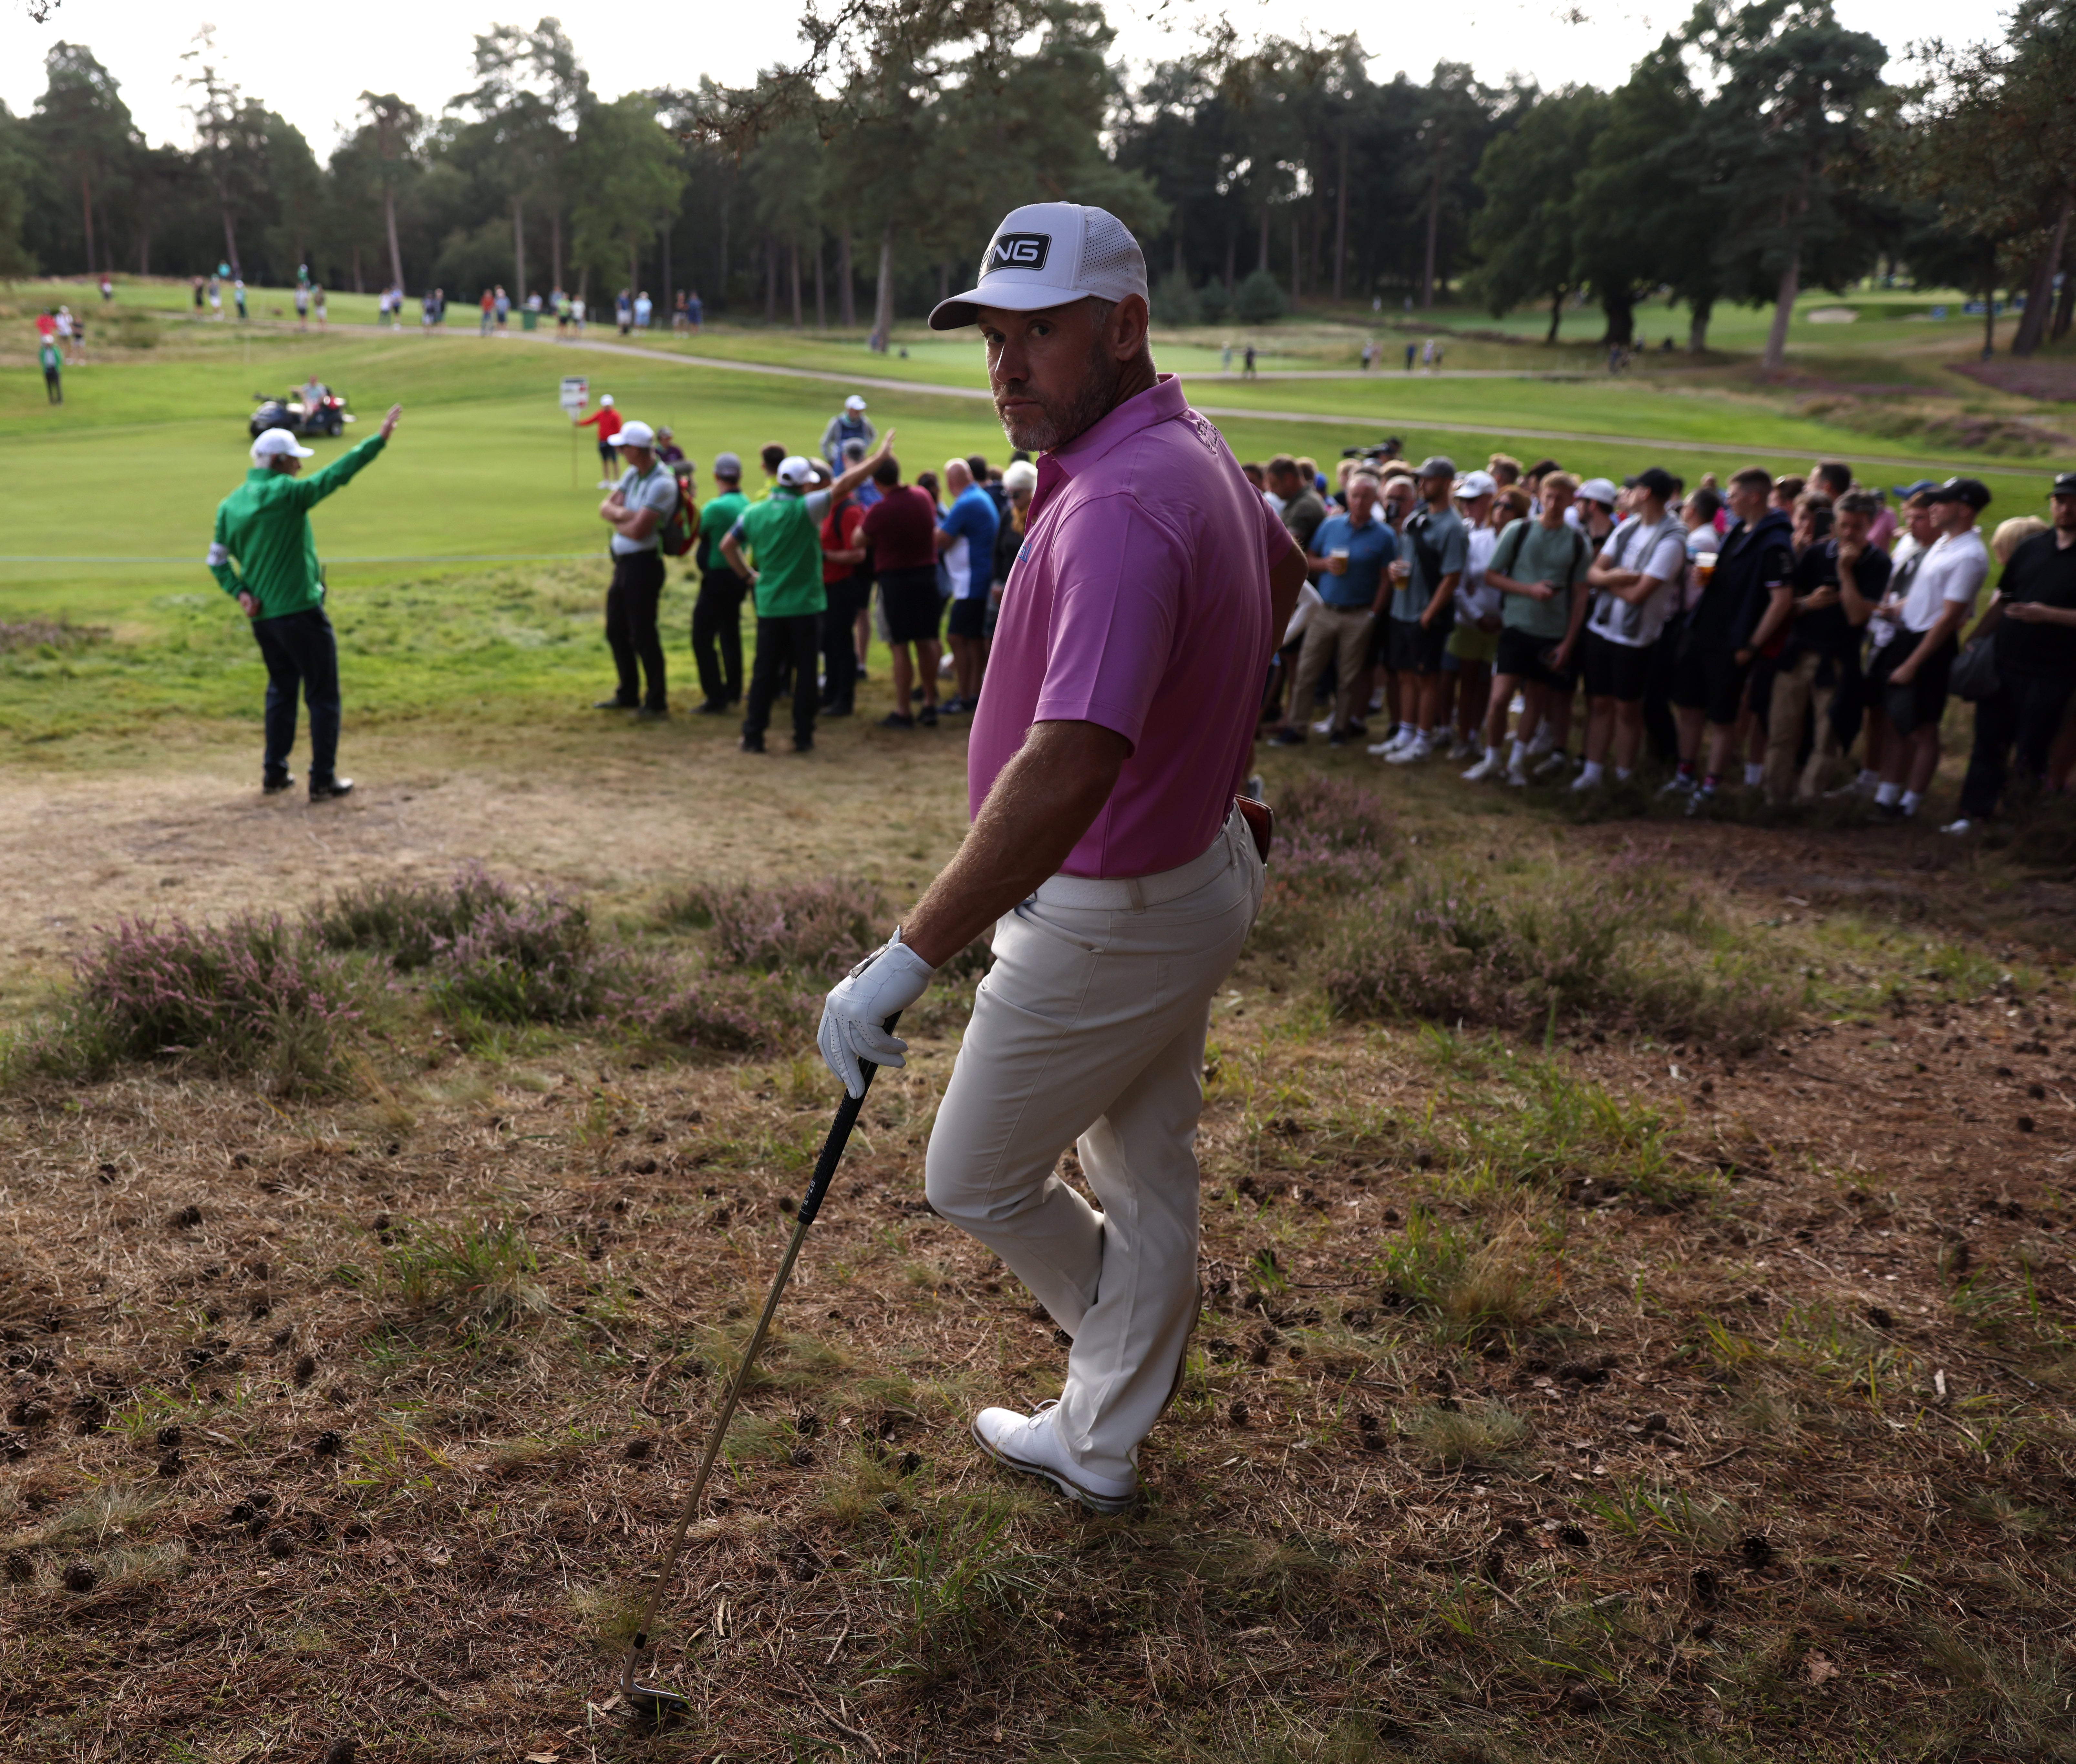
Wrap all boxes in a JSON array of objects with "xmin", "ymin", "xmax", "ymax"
[
  {"xmin": 844, "ymin": 394, "xmax": 867, "ymax": 412},
  {"xmin": 251, "ymin": 428, "xmax": 314, "ymax": 461},
  {"xmin": 1456, "ymin": 469, "xmax": 1497, "ymax": 498},
  {"xmin": 929, "ymin": 201, "xmax": 1147, "ymax": 331},
  {"xmin": 775, "ymin": 455, "xmax": 819, "ymax": 487},
  {"xmin": 599, "ymin": 393, "xmax": 615, "ymax": 407},
  {"xmin": 1577, "ymin": 477, "xmax": 1620, "ymax": 506},
  {"xmin": 610, "ymin": 420, "xmax": 657, "ymax": 448}
]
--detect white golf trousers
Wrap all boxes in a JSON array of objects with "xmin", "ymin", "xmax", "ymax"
[{"xmin": 925, "ymin": 808, "xmax": 1265, "ymax": 1485}]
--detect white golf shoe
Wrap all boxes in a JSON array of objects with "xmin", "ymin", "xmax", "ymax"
[
  {"xmin": 971, "ymin": 1400, "xmax": 1137, "ymax": 1514},
  {"xmin": 1386, "ymin": 734, "xmax": 1432, "ymax": 765},
  {"xmin": 1461, "ymin": 751, "xmax": 1504, "ymax": 782}
]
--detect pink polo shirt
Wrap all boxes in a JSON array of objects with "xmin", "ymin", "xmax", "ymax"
[{"xmin": 968, "ymin": 375, "xmax": 1292, "ymax": 878}]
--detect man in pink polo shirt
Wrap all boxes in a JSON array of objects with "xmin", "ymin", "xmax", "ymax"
[{"xmin": 816, "ymin": 203, "xmax": 1307, "ymax": 1513}]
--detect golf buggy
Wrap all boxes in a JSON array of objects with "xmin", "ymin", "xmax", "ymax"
[{"xmin": 249, "ymin": 385, "xmax": 354, "ymax": 440}]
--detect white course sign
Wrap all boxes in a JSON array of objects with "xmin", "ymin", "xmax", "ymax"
[{"xmin": 559, "ymin": 375, "xmax": 589, "ymax": 411}]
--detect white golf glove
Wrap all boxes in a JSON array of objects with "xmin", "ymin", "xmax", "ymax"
[{"xmin": 817, "ymin": 930, "xmax": 936, "ymax": 1098}]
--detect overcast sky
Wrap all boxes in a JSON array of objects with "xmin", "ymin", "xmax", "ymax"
[{"xmin": 2, "ymin": 0, "xmax": 1995, "ymax": 154}]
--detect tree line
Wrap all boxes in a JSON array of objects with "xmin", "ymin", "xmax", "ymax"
[{"xmin": 0, "ymin": 0, "xmax": 2067, "ymax": 363}]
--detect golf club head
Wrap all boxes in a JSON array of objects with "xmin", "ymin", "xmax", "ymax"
[{"xmin": 624, "ymin": 1679, "xmax": 696, "ymax": 1727}]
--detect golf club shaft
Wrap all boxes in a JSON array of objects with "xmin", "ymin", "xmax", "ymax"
[{"xmin": 622, "ymin": 1020, "xmax": 897, "ymax": 1694}]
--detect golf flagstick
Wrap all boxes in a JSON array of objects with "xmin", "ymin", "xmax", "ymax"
[{"xmin": 620, "ymin": 1015, "xmax": 900, "ymax": 1722}]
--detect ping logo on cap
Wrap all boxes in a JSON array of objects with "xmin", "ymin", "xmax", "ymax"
[{"xmin": 985, "ymin": 233, "xmax": 1051, "ymax": 275}]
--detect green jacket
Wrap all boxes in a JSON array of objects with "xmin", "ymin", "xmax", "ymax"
[
  {"xmin": 730, "ymin": 489, "xmax": 827, "ymax": 618},
  {"xmin": 208, "ymin": 434, "xmax": 387, "ymax": 619}
]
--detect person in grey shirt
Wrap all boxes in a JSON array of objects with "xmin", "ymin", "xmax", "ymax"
[
  {"xmin": 820, "ymin": 395, "xmax": 876, "ymax": 468},
  {"xmin": 594, "ymin": 419, "xmax": 684, "ymax": 718},
  {"xmin": 1377, "ymin": 455, "xmax": 1468, "ymax": 763}
]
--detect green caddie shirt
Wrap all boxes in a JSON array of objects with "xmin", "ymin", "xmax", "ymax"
[
  {"xmin": 728, "ymin": 488, "xmax": 828, "ymax": 618},
  {"xmin": 207, "ymin": 434, "xmax": 388, "ymax": 619}
]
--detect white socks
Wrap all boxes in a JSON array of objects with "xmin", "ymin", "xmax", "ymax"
[
  {"xmin": 1875, "ymin": 782, "xmax": 1901, "ymax": 807},
  {"xmin": 1743, "ymin": 763, "xmax": 1764, "ymax": 787},
  {"xmin": 1901, "ymin": 789, "xmax": 1922, "ymax": 816},
  {"xmin": 1856, "ymin": 768, "xmax": 1878, "ymax": 790},
  {"xmin": 1579, "ymin": 761, "xmax": 1604, "ymax": 785}
]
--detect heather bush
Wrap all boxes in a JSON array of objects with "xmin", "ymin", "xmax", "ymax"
[
  {"xmin": 614, "ymin": 971, "xmax": 813, "ymax": 1054},
  {"xmin": 1322, "ymin": 861, "xmax": 1796, "ymax": 1042},
  {"xmin": 1270, "ymin": 774, "xmax": 1395, "ymax": 894},
  {"xmin": 674, "ymin": 876, "xmax": 891, "ymax": 977},
  {"xmin": 11, "ymin": 914, "xmax": 358, "ymax": 1090},
  {"xmin": 427, "ymin": 891, "xmax": 625, "ymax": 1024},
  {"xmin": 311, "ymin": 867, "xmax": 522, "ymax": 970}
]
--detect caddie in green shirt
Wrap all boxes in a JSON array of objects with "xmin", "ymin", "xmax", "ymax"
[
  {"xmin": 720, "ymin": 434, "xmax": 894, "ymax": 754},
  {"xmin": 208, "ymin": 405, "xmax": 403, "ymax": 799}
]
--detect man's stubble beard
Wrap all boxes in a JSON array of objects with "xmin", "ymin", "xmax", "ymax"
[{"xmin": 994, "ymin": 335, "xmax": 1123, "ymax": 454}]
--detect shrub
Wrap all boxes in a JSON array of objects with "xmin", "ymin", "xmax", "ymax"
[
  {"xmin": 1150, "ymin": 269, "xmax": 1203, "ymax": 328},
  {"xmin": 614, "ymin": 971, "xmax": 812, "ymax": 1054},
  {"xmin": 1197, "ymin": 279, "xmax": 1233, "ymax": 324},
  {"xmin": 677, "ymin": 877, "xmax": 890, "ymax": 977},
  {"xmin": 1235, "ymin": 268, "xmax": 1287, "ymax": 325},
  {"xmin": 311, "ymin": 867, "xmax": 522, "ymax": 970},
  {"xmin": 428, "ymin": 891, "xmax": 623, "ymax": 1024},
  {"xmin": 0, "ymin": 620, "xmax": 109, "ymax": 657},
  {"xmin": 1271, "ymin": 774, "xmax": 1394, "ymax": 893},
  {"xmin": 13, "ymin": 914, "xmax": 358, "ymax": 1090}
]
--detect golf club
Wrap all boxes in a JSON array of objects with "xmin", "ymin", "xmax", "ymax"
[{"xmin": 619, "ymin": 1015, "xmax": 899, "ymax": 1726}]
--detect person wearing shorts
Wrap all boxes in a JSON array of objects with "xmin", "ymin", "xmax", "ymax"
[
  {"xmin": 1375, "ymin": 455, "xmax": 1467, "ymax": 764},
  {"xmin": 863, "ymin": 455, "xmax": 945, "ymax": 727},
  {"xmin": 1870, "ymin": 476, "xmax": 1991, "ymax": 820},
  {"xmin": 1465, "ymin": 474, "xmax": 1592, "ymax": 785},
  {"xmin": 1441, "ymin": 470, "xmax": 1501, "ymax": 759},
  {"xmin": 1667, "ymin": 466, "xmax": 1794, "ymax": 810},
  {"xmin": 1574, "ymin": 466, "xmax": 1688, "ymax": 790},
  {"xmin": 936, "ymin": 458, "xmax": 1000, "ymax": 712}
]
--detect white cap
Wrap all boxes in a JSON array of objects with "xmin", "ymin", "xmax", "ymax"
[
  {"xmin": 610, "ymin": 420, "xmax": 657, "ymax": 448},
  {"xmin": 775, "ymin": 455, "xmax": 818, "ymax": 487},
  {"xmin": 251, "ymin": 428, "xmax": 314, "ymax": 461},
  {"xmin": 929, "ymin": 202, "xmax": 1147, "ymax": 331},
  {"xmin": 844, "ymin": 394, "xmax": 867, "ymax": 412},
  {"xmin": 1455, "ymin": 469, "xmax": 1497, "ymax": 498},
  {"xmin": 1577, "ymin": 477, "xmax": 1619, "ymax": 506},
  {"xmin": 599, "ymin": 393, "xmax": 615, "ymax": 408}
]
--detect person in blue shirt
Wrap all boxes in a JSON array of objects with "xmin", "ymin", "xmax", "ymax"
[
  {"xmin": 936, "ymin": 458, "xmax": 1001, "ymax": 713},
  {"xmin": 1269, "ymin": 471, "xmax": 1396, "ymax": 747}
]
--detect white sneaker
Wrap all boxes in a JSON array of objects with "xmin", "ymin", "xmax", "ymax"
[
  {"xmin": 1366, "ymin": 728, "xmax": 1411, "ymax": 757},
  {"xmin": 1660, "ymin": 774, "xmax": 1695, "ymax": 795},
  {"xmin": 1462, "ymin": 752, "xmax": 1503, "ymax": 782},
  {"xmin": 1311, "ymin": 717, "xmax": 1335, "ymax": 735},
  {"xmin": 1569, "ymin": 770, "xmax": 1601, "ymax": 792},
  {"xmin": 1533, "ymin": 751, "xmax": 1568, "ymax": 778},
  {"xmin": 1939, "ymin": 817, "xmax": 1973, "ymax": 836},
  {"xmin": 971, "ymin": 1400, "xmax": 1136, "ymax": 1514},
  {"xmin": 1505, "ymin": 764, "xmax": 1529, "ymax": 788},
  {"xmin": 1445, "ymin": 736, "xmax": 1477, "ymax": 760},
  {"xmin": 1385, "ymin": 735, "xmax": 1432, "ymax": 765}
]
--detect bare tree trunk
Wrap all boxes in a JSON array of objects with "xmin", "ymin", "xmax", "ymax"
[
  {"xmin": 936, "ymin": 261, "xmax": 949, "ymax": 308},
  {"xmin": 1290, "ymin": 215, "xmax": 1301, "ymax": 303},
  {"xmin": 1420, "ymin": 167, "xmax": 1440, "ymax": 309},
  {"xmin": 1224, "ymin": 231, "xmax": 1235, "ymax": 293},
  {"xmin": 551, "ymin": 210, "xmax": 563, "ymax": 294},
  {"xmin": 2057, "ymin": 256, "xmax": 2076, "ymax": 343},
  {"xmin": 1333, "ymin": 133, "xmax": 1348, "ymax": 303},
  {"xmin": 765, "ymin": 238, "xmax": 776, "ymax": 322},
  {"xmin": 1546, "ymin": 287, "xmax": 1563, "ymax": 345},
  {"xmin": 790, "ymin": 237, "xmax": 803, "ymax": 329},
  {"xmin": 513, "ymin": 197, "xmax": 526, "ymax": 302},
  {"xmin": 814, "ymin": 235, "xmax": 825, "ymax": 330},
  {"xmin": 869, "ymin": 225, "xmax": 893, "ymax": 353},
  {"xmin": 2013, "ymin": 199, "xmax": 2071, "ymax": 356},
  {"xmin": 79, "ymin": 169, "xmax": 96, "ymax": 278},
  {"xmin": 1983, "ymin": 247, "xmax": 1999, "ymax": 357},
  {"xmin": 838, "ymin": 228, "xmax": 855, "ymax": 327},
  {"xmin": 661, "ymin": 218, "xmax": 670, "ymax": 313},
  {"xmin": 382, "ymin": 187, "xmax": 403, "ymax": 294},
  {"xmin": 352, "ymin": 245, "xmax": 363, "ymax": 293},
  {"xmin": 1688, "ymin": 297, "xmax": 1712, "ymax": 353},
  {"xmin": 1257, "ymin": 206, "xmax": 1269, "ymax": 274},
  {"xmin": 1762, "ymin": 250, "xmax": 1800, "ymax": 372}
]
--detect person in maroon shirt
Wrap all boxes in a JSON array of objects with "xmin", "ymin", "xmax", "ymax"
[{"xmin": 862, "ymin": 455, "xmax": 945, "ymax": 728}]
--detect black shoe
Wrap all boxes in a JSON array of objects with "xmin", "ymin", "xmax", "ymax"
[
  {"xmin": 692, "ymin": 700, "xmax": 728, "ymax": 716},
  {"xmin": 1328, "ymin": 731, "xmax": 1348, "ymax": 749},
  {"xmin": 911, "ymin": 685, "xmax": 924, "ymax": 703},
  {"xmin": 739, "ymin": 736, "xmax": 766, "ymax": 754},
  {"xmin": 309, "ymin": 777, "xmax": 354, "ymax": 802},
  {"xmin": 592, "ymin": 697, "xmax": 636, "ymax": 711},
  {"xmin": 1873, "ymin": 799, "xmax": 1906, "ymax": 822},
  {"xmin": 792, "ymin": 735, "xmax": 814, "ymax": 753},
  {"xmin": 918, "ymin": 705, "xmax": 938, "ymax": 727},
  {"xmin": 1268, "ymin": 728, "xmax": 1307, "ymax": 747},
  {"xmin": 263, "ymin": 773, "xmax": 294, "ymax": 795},
  {"xmin": 635, "ymin": 705, "xmax": 669, "ymax": 721},
  {"xmin": 1346, "ymin": 717, "xmax": 1369, "ymax": 736},
  {"xmin": 881, "ymin": 712, "xmax": 915, "ymax": 729},
  {"xmin": 823, "ymin": 702, "xmax": 853, "ymax": 718}
]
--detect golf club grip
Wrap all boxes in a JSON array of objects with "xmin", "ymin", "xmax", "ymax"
[{"xmin": 796, "ymin": 1010, "xmax": 900, "ymax": 1228}]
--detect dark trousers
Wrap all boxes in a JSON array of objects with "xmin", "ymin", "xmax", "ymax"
[
  {"xmin": 821, "ymin": 575, "xmax": 866, "ymax": 712},
  {"xmin": 604, "ymin": 549, "xmax": 667, "ymax": 710},
  {"xmin": 44, "ymin": 369, "xmax": 61, "ymax": 405},
  {"xmin": 692, "ymin": 569, "xmax": 746, "ymax": 706},
  {"xmin": 742, "ymin": 615, "xmax": 821, "ymax": 747},
  {"xmin": 252, "ymin": 606, "xmax": 341, "ymax": 785},
  {"xmin": 1959, "ymin": 673, "xmax": 2076, "ymax": 818}
]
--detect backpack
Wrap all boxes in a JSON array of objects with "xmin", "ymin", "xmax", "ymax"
[{"xmin": 658, "ymin": 467, "xmax": 699, "ymax": 558}]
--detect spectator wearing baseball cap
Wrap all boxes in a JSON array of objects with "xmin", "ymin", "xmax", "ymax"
[
  {"xmin": 574, "ymin": 393, "xmax": 621, "ymax": 487},
  {"xmin": 1375, "ymin": 455, "xmax": 1467, "ymax": 764},
  {"xmin": 1441, "ymin": 470, "xmax": 1502, "ymax": 760},
  {"xmin": 1947, "ymin": 475, "xmax": 2076, "ymax": 832},
  {"xmin": 592, "ymin": 420, "xmax": 683, "ymax": 718},
  {"xmin": 207, "ymin": 405, "xmax": 405, "ymax": 800},
  {"xmin": 1573, "ymin": 466, "xmax": 1687, "ymax": 790},
  {"xmin": 721, "ymin": 440, "xmax": 893, "ymax": 753},
  {"xmin": 693, "ymin": 452, "xmax": 750, "ymax": 714},
  {"xmin": 821, "ymin": 395, "xmax": 875, "ymax": 469}
]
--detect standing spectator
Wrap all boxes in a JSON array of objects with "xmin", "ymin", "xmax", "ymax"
[
  {"xmin": 574, "ymin": 394, "xmax": 623, "ymax": 488},
  {"xmin": 721, "ymin": 443, "xmax": 891, "ymax": 753},
  {"xmin": 674, "ymin": 291, "xmax": 688, "ymax": 332},
  {"xmin": 233, "ymin": 278, "xmax": 248, "ymax": 322},
  {"xmin": 1849, "ymin": 489, "xmax": 1941, "ymax": 796},
  {"xmin": 1487, "ymin": 454, "xmax": 1522, "ymax": 490},
  {"xmin": 1869, "ymin": 477, "xmax": 1992, "ymax": 820},
  {"xmin": 1378, "ymin": 456, "xmax": 1467, "ymax": 764},
  {"xmin": 39, "ymin": 336, "xmax": 62, "ymax": 404},
  {"xmin": 635, "ymin": 290, "xmax": 653, "ymax": 330},
  {"xmin": 758, "ymin": 443, "xmax": 787, "ymax": 499},
  {"xmin": 1948, "ymin": 479, "xmax": 2076, "ymax": 831},
  {"xmin": 1667, "ymin": 466, "xmax": 1795, "ymax": 810},
  {"xmin": 937, "ymin": 459, "xmax": 1001, "ymax": 712},
  {"xmin": 1811, "ymin": 460, "xmax": 1852, "ymax": 502},
  {"xmin": 1463, "ymin": 474, "xmax": 1592, "ymax": 784},
  {"xmin": 591, "ymin": 419, "xmax": 682, "ymax": 720},
  {"xmin": 1441, "ymin": 470, "xmax": 1502, "ymax": 759},
  {"xmin": 616, "ymin": 289, "xmax": 633, "ymax": 334},
  {"xmin": 653, "ymin": 426, "xmax": 686, "ymax": 466},
  {"xmin": 1268, "ymin": 456, "xmax": 1326, "ymax": 555},
  {"xmin": 1268, "ymin": 471, "xmax": 1394, "ymax": 748},
  {"xmin": 1764, "ymin": 490, "xmax": 1886, "ymax": 804},
  {"xmin": 193, "ymin": 276, "xmax": 206, "ymax": 316},
  {"xmin": 687, "ymin": 290, "xmax": 704, "ymax": 330},
  {"xmin": 819, "ymin": 443, "xmax": 873, "ymax": 719},
  {"xmin": 478, "ymin": 289, "xmax": 494, "ymax": 335},
  {"xmin": 1574, "ymin": 467, "xmax": 1688, "ymax": 790},
  {"xmin": 692, "ymin": 452, "xmax": 750, "ymax": 714},
  {"xmin": 862, "ymin": 453, "xmax": 945, "ymax": 728},
  {"xmin": 820, "ymin": 395, "xmax": 875, "ymax": 468},
  {"xmin": 494, "ymin": 286, "xmax": 511, "ymax": 333},
  {"xmin": 295, "ymin": 282, "xmax": 311, "ymax": 330},
  {"xmin": 571, "ymin": 293, "xmax": 585, "ymax": 334},
  {"xmin": 313, "ymin": 285, "xmax": 327, "ymax": 331},
  {"xmin": 991, "ymin": 457, "xmax": 1037, "ymax": 635}
]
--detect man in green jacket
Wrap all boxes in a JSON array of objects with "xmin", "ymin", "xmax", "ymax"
[
  {"xmin": 721, "ymin": 435, "xmax": 893, "ymax": 754},
  {"xmin": 208, "ymin": 405, "xmax": 403, "ymax": 799}
]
